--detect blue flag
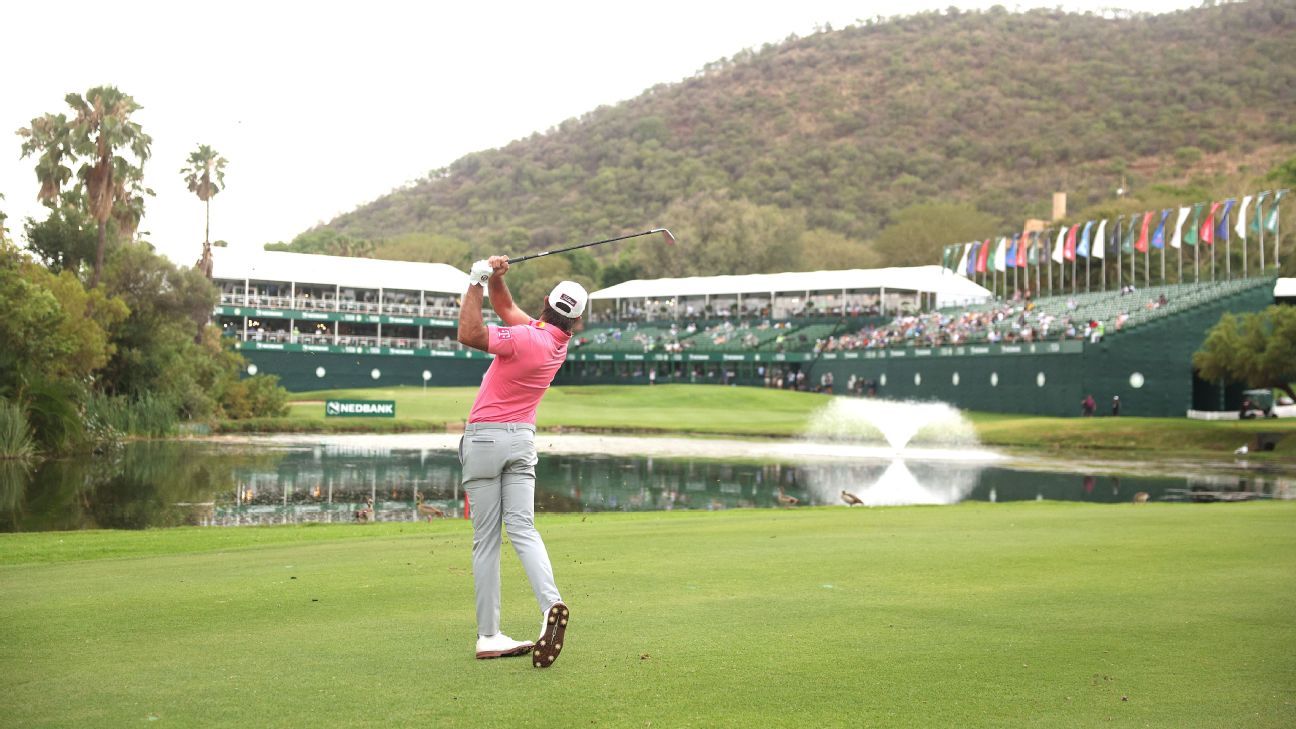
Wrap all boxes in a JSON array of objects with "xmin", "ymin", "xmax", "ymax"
[
  {"xmin": 966, "ymin": 242, "xmax": 978, "ymax": 275},
  {"xmin": 1076, "ymin": 221, "xmax": 1093, "ymax": 258},
  {"xmin": 1151, "ymin": 209, "xmax": 1170, "ymax": 249},
  {"xmin": 1006, "ymin": 234, "xmax": 1018, "ymax": 269},
  {"xmin": 1216, "ymin": 199, "xmax": 1235, "ymax": 243}
]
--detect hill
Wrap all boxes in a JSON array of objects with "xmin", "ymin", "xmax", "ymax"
[{"xmin": 284, "ymin": 1, "xmax": 1296, "ymax": 282}]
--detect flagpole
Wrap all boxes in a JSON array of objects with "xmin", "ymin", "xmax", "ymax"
[
  {"xmin": 1242, "ymin": 201, "xmax": 1248, "ymax": 279},
  {"xmin": 1226, "ymin": 204, "xmax": 1232, "ymax": 281},
  {"xmin": 1160, "ymin": 211, "xmax": 1166, "ymax": 284},
  {"xmin": 1036, "ymin": 235, "xmax": 1042, "ymax": 296},
  {"xmin": 1046, "ymin": 230, "xmax": 1053, "ymax": 296},
  {"xmin": 1177, "ymin": 220, "xmax": 1183, "ymax": 283},
  {"xmin": 1195, "ymin": 213, "xmax": 1200, "ymax": 284},
  {"xmin": 1101, "ymin": 223, "xmax": 1107, "ymax": 292},
  {"xmin": 1071, "ymin": 243, "xmax": 1076, "ymax": 296},
  {"xmin": 1116, "ymin": 218, "xmax": 1123, "ymax": 290},
  {"xmin": 1259, "ymin": 192, "xmax": 1267, "ymax": 272},
  {"xmin": 1129, "ymin": 218, "xmax": 1136, "ymax": 288},
  {"xmin": 1276, "ymin": 190, "xmax": 1284, "ymax": 270},
  {"xmin": 1211, "ymin": 224, "xmax": 1216, "ymax": 283}
]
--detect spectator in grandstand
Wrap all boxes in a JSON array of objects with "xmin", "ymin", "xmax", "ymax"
[
  {"xmin": 1089, "ymin": 320, "xmax": 1104, "ymax": 343},
  {"xmin": 456, "ymin": 255, "xmax": 575, "ymax": 667}
]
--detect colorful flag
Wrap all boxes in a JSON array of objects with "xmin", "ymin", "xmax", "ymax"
[
  {"xmin": 1052, "ymin": 228, "xmax": 1065, "ymax": 264},
  {"xmin": 1151, "ymin": 209, "xmax": 1170, "ymax": 249},
  {"xmin": 1027, "ymin": 232, "xmax": 1040, "ymax": 265},
  {"xmin": 1250, "ymin": 192, "xmax": 1269, "ymax": 235},
  {"xmin": 1093, "ymin": 220, "xmax": 1107, "ymax": 260},
  {"xmin": 956, "ymin": 243, "xmax": 972, "ymax": 277},
  {"xmin": 1263, "ymin": 190, "xmax": 1285, "ymax": 233},
  {"xmin": 1063, "ymin": 224, "xmax": 1078, "ymax": 262},
  {"xmin": 976, "ymin": 238, "xmax": 991, "ymax": 273},
  {"xmin": 1201, "ymin": 201, "xmax": 1221, "ymax": 245},
  {"xmin": 1076, "ymin": 221, "xmax": 1093, "ymax": 258},
  {"xmin": 1005, "ymin": 235, "xmax": 1018, "ymax": 269},
  {"xmin": 1134, "ymin": 211, "xmax": 1153, "ymax": 253},
  {"xmin": 1170, "ymin": 207, "xmax": 1190, "ymax": 249},
  {"xmin": 1215, "ymin": 199, "xmax": 1235, "ymax": 243},
  {"xmin": 1184, "ymin": 204, "xmax": 1202, "ymax": 246},
  {"xmin": 966, "ymin": 242, "xmax": 979, "ymax": 275},
  {"xmin": 1235, "ymin": 195, "xmax": 1253, "ymax": 241},
  {"xmin": 1122, "ymin": 217, "xmax": 1137, "ymax": 254},
  {"xmin": 994, "ymin": 237, "xmax": 1007, "ymax": 273}
]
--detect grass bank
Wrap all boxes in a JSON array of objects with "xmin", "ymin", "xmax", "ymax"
[
  {"xmin": 212, "ymin": 385, "xmax": 1296, "ymax": 461},
  {"xmin": 2, "ymin": 503, "xmax": 1293, "ymax": 727}
]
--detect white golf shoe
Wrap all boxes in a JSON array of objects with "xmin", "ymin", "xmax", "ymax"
[{"xmin": 475, "ymin": 633, "xmax": 533, "ymax": 660}]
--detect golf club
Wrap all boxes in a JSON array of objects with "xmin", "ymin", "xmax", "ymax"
[{"xmin": 507, "ymin": 228, "xmax": 675, "ymax": 264}]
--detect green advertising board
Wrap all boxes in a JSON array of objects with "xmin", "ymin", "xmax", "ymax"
[{"xmin": 325, "ymin": 400, "xmax": 397, "ymax": 417}]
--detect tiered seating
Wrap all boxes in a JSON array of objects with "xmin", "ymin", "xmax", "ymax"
[{"xmin": 572, "ymin": 325, "xmax": 680, "ymax": 353}]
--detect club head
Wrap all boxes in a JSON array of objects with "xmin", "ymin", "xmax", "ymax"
[{"xmin": 656, "ymin": 228, "xmax": 676, "ymax": 246}]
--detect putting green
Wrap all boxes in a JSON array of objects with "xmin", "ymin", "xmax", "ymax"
[{"xmin": 3, "ymin": 502, "xmax": 1293, "ymax": 727}]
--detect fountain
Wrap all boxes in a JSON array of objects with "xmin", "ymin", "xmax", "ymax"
[{"xmin": 783, "ymin": 397, "xmax": 998, "ymax": 506}]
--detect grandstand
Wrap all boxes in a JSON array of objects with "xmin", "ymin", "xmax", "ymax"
[
  {"xmin": 212, "ymin": 249, "xmax": 493, "ymax": 389},
  {"xmin": 214, "ymin": 242, "xmax": 1281, "ymax": 416}
]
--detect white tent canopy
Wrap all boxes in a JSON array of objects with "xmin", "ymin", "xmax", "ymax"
[
  {"xmin": 591, "ymin": 265, "xmax": 992, "ymax": 309},
  {"xmin": 212, "ymin": 248, "xmax": 469, "ymax": 294}
]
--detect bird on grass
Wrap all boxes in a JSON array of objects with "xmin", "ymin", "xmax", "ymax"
[
  {"xmin": 1133, "ymin": 492, "xmax": 1149, "ymax": 504},
  {"xmin": 416, "ymin": 491, "xmax": 447, "ymax": 520},
  {"xmin": 841, "ymin": 490, "xmax": 864, "ymax": 506},
  {"xmin": 355, "ymin": 497, "xmax": 374, "ymax": 523},
  {"xmin": 776, "ymin": 488, "xmax": 799, "ymax": 507},
  {"xmin": 1234, "ymin": 444, "xmax": 1249, "ymax": 456}
]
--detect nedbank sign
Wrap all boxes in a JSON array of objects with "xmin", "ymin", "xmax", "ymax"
[{"xmin": 325, "ymin": 400, "xmax": 397, "ymax": 417}]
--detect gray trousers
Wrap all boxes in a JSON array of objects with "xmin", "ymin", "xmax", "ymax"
[{"xmin": 460, "ymin": 423, "xmax": 562, "ymax": 636}]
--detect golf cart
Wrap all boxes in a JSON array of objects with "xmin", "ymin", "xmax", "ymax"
[{"xmin": 1241, "ymin": 389, "xmax": 1296, "ymax": 419}]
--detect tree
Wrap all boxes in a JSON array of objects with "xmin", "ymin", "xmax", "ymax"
[
  {"xmin": 872, "ymin": 202, "xmax": 1001, "ymax": 267},
  {"xmin": 1193, "ymin": 307, "xmax": 1296, "ymax": 403},
  {"xmin": 17, "ymin": 87, "xmax": 153, "ymax": 287},
  {"xmin": 627, "ymin": 193, "xmax": 806, "ymax": 278},
  {"xmin": 22, "ymin": 205, "xmax": 97, "ymax": 274},
  {"xmin": 181, "ymin": 144, "xmax": 228, "ymax": 278}
]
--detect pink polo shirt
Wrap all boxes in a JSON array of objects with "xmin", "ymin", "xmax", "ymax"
[{"xmin": 468, "ymin": 319, "xmax": 571, "ymax": 424}]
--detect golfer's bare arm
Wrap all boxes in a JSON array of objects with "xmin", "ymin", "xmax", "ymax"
[
  {"xmin": 485, "ymin": 256, "xmax": 531, "ymax": 326},
  {"xmin": 458, "ymin": 285, "xmax": 490, "ymax": 352}
]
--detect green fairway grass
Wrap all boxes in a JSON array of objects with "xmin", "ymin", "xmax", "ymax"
[
  {"xmin": 3, "ymin": 503, "xmax": 1294, "ymax": 727},
  {"xmin": 214, "ymin": 385, "xmax": 1296, "ymax": 462}
]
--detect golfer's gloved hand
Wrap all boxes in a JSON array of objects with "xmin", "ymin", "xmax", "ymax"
[{"xmin": 468, "ymin": 259, "xmax": 492, "ymax": 287}]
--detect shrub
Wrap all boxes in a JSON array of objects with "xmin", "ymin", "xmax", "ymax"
[{"xmin": 0, "ymin": 399, "xmax": 36, "ymax": 460}]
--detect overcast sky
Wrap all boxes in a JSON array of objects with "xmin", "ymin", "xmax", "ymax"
[{"xmin": 1, "ymin": 0, "xmax": 1199, "ymax": 266}]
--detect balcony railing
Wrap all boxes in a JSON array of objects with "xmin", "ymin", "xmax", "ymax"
[
  {"xmin": 234, "ymin": 331, "xmax": 466, "ymax": 351},
  {"xmin": 218, "ymin": 292, "xmax": 461, "ymax": 318}
]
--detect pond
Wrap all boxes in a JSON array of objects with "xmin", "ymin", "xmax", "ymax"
[{"xmin": 1, "ymin": 437, "xmax": 1290, "ymax": 532}]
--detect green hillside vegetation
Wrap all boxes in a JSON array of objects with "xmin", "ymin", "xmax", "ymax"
[{"xmin": 277, "ymin": 1, "xmax": 1296, "ymax": 283}]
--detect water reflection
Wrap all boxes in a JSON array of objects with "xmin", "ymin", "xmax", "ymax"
[{"xmin": 0, "ymin": 441, "xmax": 1291, "ymax": 531}]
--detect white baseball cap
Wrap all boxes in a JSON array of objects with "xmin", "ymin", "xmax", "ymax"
[{"xmin": 548, "ymin": 281, "xmax": 588, "ymax": 318}]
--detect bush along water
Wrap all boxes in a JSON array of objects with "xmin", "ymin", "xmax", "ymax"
[{"xmin": 0, "ymin": 399, "xmax": 37, "ymax": 461}]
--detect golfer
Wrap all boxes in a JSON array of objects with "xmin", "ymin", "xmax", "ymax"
[{"xmin": 457, "ymin": 255, "xmax": 579, "ymax": 668}]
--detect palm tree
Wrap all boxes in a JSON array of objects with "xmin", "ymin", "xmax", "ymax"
[
  {"xmin": 19, "ymin": 87, "xmax": 152, "ymax": 287},
  {"xmin": 181, "ymin": 144, "xmax": 228, "ymax": 278}
]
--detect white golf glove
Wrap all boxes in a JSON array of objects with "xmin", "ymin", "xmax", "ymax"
[{"xmin": 468, "ymin": 259, "xmax": 492, "ymax": 287}]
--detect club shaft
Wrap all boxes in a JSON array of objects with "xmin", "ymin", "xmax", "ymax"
[{"xmin": 507, "ymin": 229, "xmax": 664, "ymax": 264}]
